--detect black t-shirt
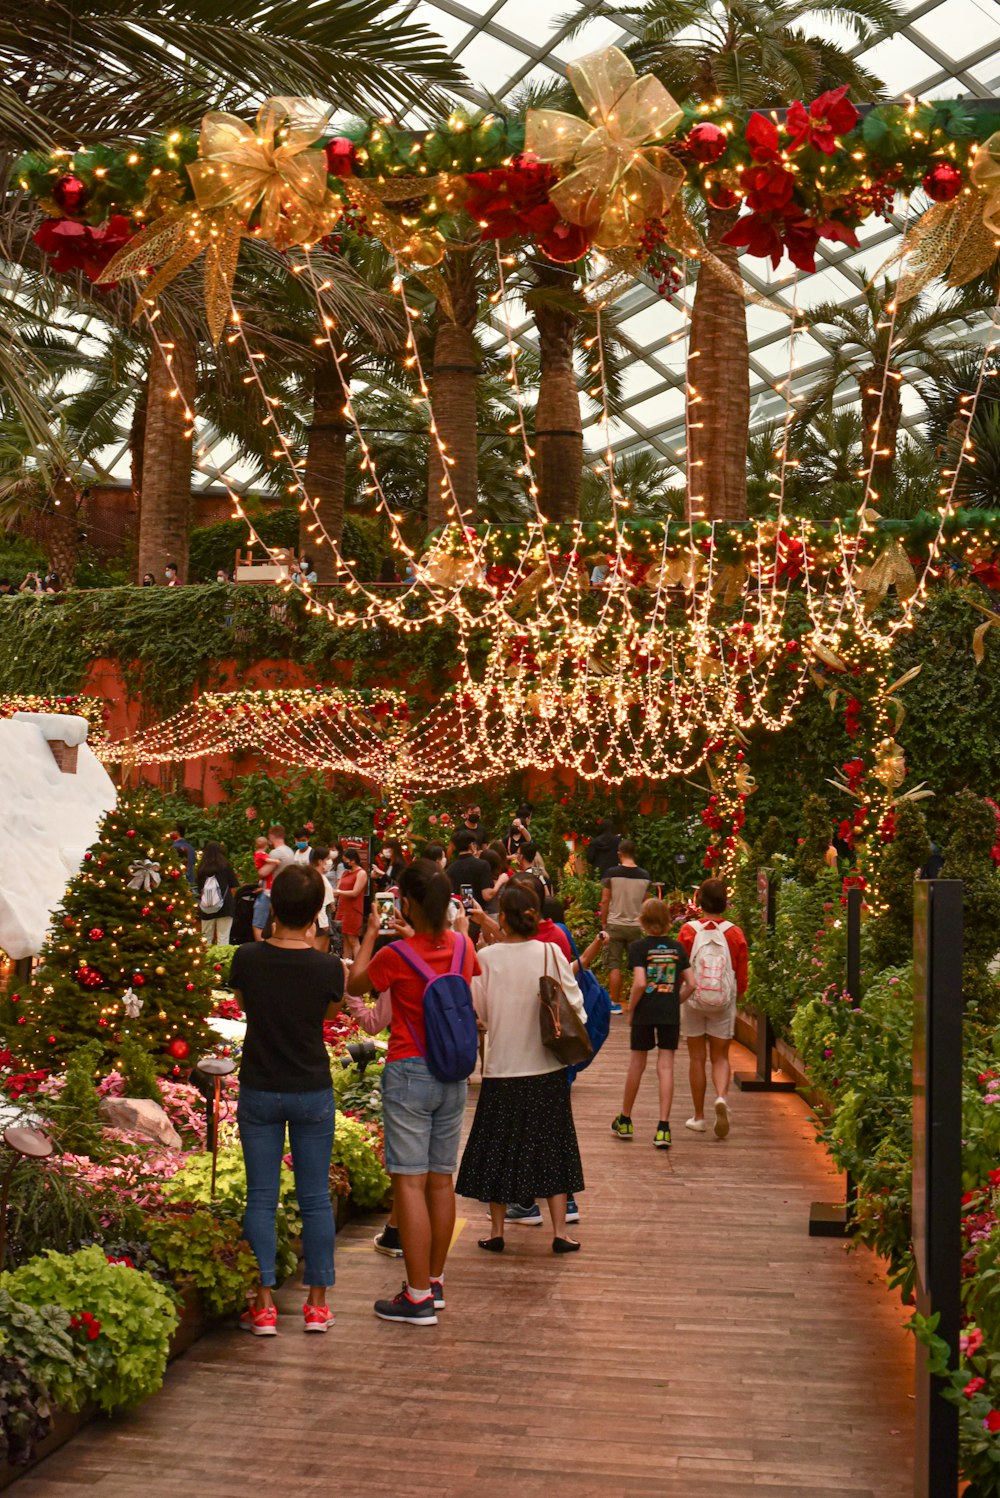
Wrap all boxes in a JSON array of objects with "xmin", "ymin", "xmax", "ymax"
[
  {"xmin": 196, "ymin": 861, "xmax": 238, "ymax": 918},
  {"xmin": 231, "ymin": 943, "xmax": 344, "ymax": 1092},
  {"xmin": 446, "ymin": 853, "xmax": 491, "ymax": 904},
  {"xmin": 628, "ymin": 935, "xmax": 689, "ymax": 1026}
]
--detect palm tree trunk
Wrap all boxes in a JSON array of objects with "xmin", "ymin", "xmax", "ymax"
[
  {"xmin": 686, "ymin": 207, "xmax": 749, "ymax": 521},
  {"xmin": 859, "ymin": 364, "xmax": 902, "ymax": 499},
  {"xmin": 130, "ymin": 384, "xmax": 147, "ymax": 577},
  {"xmin": 300, "ymin": 350, "xmax": 348, "ymax": 582},
  {"xmin": 137, "ymin": 320, "xmax": 196, "ymax": 582},
  {"xmin": 47, "ymin": 475, "xmax": 79, "ymax": 582},
  {"xmin": 427, "ymin": 252, "xmax": 479, "ymax": 531},
  {"xmin": 533, "ymin": 262, "xmax": 582, "ymax": 523}
]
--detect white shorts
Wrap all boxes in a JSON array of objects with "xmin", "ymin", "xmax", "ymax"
[{"xmin": 682, "ymin": 1001, "xmax": 736, "ymax": 1040}]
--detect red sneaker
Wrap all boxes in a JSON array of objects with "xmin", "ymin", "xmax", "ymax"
[
  {"xmin": 303, "ymin": 1303, "xmax": 335, "ymax": 1333},
  {"xmin": 239, "ymin": 1304, "xmax": 277, "ymax": 1336}
]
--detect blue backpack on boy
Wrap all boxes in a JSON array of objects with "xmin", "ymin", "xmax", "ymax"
[
  {"xmin": 558, "ymin": 925, "xmax": 612, "ymax": 1083},
  {"xmin": 393, "ymin": 935, "xmax": 478, "ymax": 1084}
]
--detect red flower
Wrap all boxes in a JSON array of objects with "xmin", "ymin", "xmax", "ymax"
[
  {"xmin": 465, "ymin": 159, "xmax": 589, "ymax": 263},
  {"xmin": 746, "ymin": 112, "xmax": 782, "ymax": 163},
  {"xmin": 324, "ymin": 137, "xmax": 357, "ymax": 177},
  {"xmin": 964, "ymin": 1377, "xmax": 987, "ymax": 1399},
  {"xmin": 33, "ymin": 215, "xmax": 134, "ymax": 284},
  {"xmin": 984, "ymin": 1410, "xmax": 1000, "ymax": 1433},
  {"xmin": 787, "ymin": 86, "xmax": 859, "ymax": 156},
  {"xmin": 537, "ymin": 217, "xmax": 591, "ymax": 263},
  {"xmin": 972, "ymin": 560, "xmax": 1000, "ymax": 592},
  {"xmin": 743, "ymin": 163, "xmax": 796, "ymax": 213}
]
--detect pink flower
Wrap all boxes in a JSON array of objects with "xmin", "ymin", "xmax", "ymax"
[{"xmin": 962, "ymin": 1328, "xmax": 984, "ymax": 1356}]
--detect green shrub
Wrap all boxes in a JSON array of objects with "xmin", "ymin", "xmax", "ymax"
[
  {"xmin": 1, "ymin": 1155, "xmax": 127, "ymax": 1269},
  {"xmin": 0, "ymin": 1288, "xmax": 86, "ymax": 1412},
  {"xmin": 0, "ymin": 1353, "xmax": 54, "ymax": 1467},
  {"xmin": 49, "ymin": 1042, "xmax": 104, "ymax": 1157},
  {"xmin": 117, "ymin": 1034, "xmax": 163, "ymax": 1104},
  {"xmin": 163, "ymin": 1146, "xmax": 298, "ymax": 1283},
  {"xmin": 868, "ymin": 801, "xmax": 930, "ymax": 970},
  {"xmin": 142, "ymin": 1208, "xmax": 257, "ymax": 1318},
  {"xmin": 331, "ymin": 1114, "xmax": 389, "ymax": 1210},
  {"xmin": 0, "ymin": 1245, "xmax": 178, "ymax": 1413},
  {"xmin": 943, "ymin": 791, "xmax": 1000, "ymax": 1019}
]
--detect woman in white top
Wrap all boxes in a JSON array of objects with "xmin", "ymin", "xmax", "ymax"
[
  {"xmin": 309, "ymin": 846, "xmax": 337, "ymax": 953},
  {"xmin": 456, "ymin": 882, "xmax": 586, "ymax": 1254}
]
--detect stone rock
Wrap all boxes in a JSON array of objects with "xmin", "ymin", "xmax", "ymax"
[{"xmin": 99, "ymin": 1096, "xmax": 182, "ymax": 1150}]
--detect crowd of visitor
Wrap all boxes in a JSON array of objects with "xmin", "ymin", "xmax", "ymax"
[{"xmin": 172, "ymin": 803, "xmax": 747, "ymax": 1334}]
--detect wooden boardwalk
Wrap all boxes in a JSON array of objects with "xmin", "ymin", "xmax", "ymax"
[{"xmin": 19, "ymin": 1029, "xmax": 914, "ymax": 1497}]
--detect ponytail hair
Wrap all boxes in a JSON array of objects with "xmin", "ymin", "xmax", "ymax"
[
  {"xmin": 399, "ymin": 858, "xmax": 452, "ymax": 934},
  {"xmin": 500, "ymin": 881, "xmax": 540, "ymax": 938}
]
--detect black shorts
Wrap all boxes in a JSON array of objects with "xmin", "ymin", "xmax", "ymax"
[{"xmin": 630, "ymin": 1022, "xmax": 680, "ymax": 1052}]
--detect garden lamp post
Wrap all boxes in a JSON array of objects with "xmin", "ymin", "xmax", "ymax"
[
  {"xmin": 195, "ymin": 1055, "xmax": 236, "ymax": 1200},
  {"xmin": 0, "ymin": 1125, "xmax": 53, "ymax": 1267}
]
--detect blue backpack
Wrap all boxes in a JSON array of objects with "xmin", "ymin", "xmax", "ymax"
[
  {"xmin": 393, "ymin": 935, "xmax": 478, "ymax": 1084},
  {"xmin": 558, "ymin": 925, "xmax": 613, "ymax": 1083}
]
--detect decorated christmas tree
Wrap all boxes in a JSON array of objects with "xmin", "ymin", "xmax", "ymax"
[{"xmin": 6, "ymin": 800, "xmax": 214, "ymax": 1074}]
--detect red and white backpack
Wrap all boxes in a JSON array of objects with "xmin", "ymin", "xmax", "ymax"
[{"xmin": 688, "ymin": 920, "xmax": 737, "ymax": 1011}]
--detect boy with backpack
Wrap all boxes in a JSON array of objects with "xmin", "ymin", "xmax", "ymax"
[
  {"xmin": 611, "ymin": 899, "xmax": 695, "ymax": 1148},
  {"xmin": 676, "ymin": 879, "xmax": 748, "ymax": 1140}
]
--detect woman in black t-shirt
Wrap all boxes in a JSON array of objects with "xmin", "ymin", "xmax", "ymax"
[
  {"xmin": 194, "ymin": 841, "xmax": 239, "ymax": 945},
  {"xmin": 231, "ymin": 863, "xmax": 344, "ymax": 1336}
]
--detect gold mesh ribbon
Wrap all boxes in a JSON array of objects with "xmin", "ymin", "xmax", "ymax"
[
  {"xmin": 876, "ymin": 133, "xmax": 1000, "ymax": 303},
  {"xmin": 526, "ymin": 46, "xmax": 685, "ymax": 249},
  {"xmin": 854, "ymin": 535, "xmax": 917, "ymax": 612},
  {"xmin": 188, "ymin": 97, "xmax": 342, "ymax": 250}
]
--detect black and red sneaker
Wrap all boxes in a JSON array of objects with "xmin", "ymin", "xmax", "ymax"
[{"xmin": 374, "ymin": 1284, "xmax": 437, "ymax": 1326}]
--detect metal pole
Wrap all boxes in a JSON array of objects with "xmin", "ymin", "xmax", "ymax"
[
  {"xmin": 810, "ymin": 886, "xmax": 863, "ymax": 1237},
  {"xmin": 913, "ymin": 879, "xmax": 963, "ymax": 1498}
]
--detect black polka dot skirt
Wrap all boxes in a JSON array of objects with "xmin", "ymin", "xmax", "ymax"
[{"xmin": 457, "ymin": 1070, "xmax": 584, "ymax": 1204}]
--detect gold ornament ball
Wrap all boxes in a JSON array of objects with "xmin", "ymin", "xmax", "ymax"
[{"xmin": 155, "ymin": 965, "xmax": 166, "ymax": 975}]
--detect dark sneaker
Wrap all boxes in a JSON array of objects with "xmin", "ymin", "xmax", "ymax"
[
  {"xmin": 504, "ymin": 1202, "xmax": 543, "ymax": 1225},
  {"xmin": 566, "ymin": 1196, "xmax": 580, "ymax": 1223},
  {"xmin": 374, "ymin": 1284, "xmax": 437, "ymax": 1326},
  {"xmin": 430, "ymin": 1279, "xmax": 445, "ymax": 1310},
  {"xmin": 373, "ymin": 1225, "xmax": 403, "ymax": 1258},
  {"xmin": 611, "ymin": 1114, "xmax": 634, "ymax": 1139},
  {"xmin": 654, "ymin": 1123, "xmax": 672, "ymax": 1149}
]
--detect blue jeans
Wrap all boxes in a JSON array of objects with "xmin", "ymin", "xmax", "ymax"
[
  {"xmin": 237, "ymin": 1085, "xmax": 335, "ymax": 1288},
  {"xmin": 252, "ymin": 889, "xmax": 270, "ymax": 930},
  {"xmin": 382, "ymin": 1058, "xmax": 467, "ymax": 1175}
]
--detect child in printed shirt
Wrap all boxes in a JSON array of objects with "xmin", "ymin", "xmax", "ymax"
[{"xmin": 610, "ymin": 899, "xmax": 694, "ymax": 1149}]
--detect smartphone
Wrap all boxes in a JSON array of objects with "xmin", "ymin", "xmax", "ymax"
[
  {"xmin": 376, "ymin": 892, "xmax": 396, "ymax": 930},
  {"xmin": 460, "ymin": 883, "xmax": 474, "ymax": 911}
]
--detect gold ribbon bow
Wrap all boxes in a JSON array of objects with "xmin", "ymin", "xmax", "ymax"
[
  {"xmin": 188, "ymin": 96, "xmax": 340, "ymax": 250},
  {"xmin": 526, "ymin": 46, "xmax": 685, "ymax": 249},
  {"xmin": 877, "ymin": 132, "xmax": 1000, "ymax": 303}
]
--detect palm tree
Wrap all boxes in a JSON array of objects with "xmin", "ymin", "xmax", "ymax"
[
  {"xmin": 609, "ymin": 0, "xmax": 898, "ymax": 520},
  {"xmin": 1, "ymin": 0, "xmax": 464, "ymax": 575},
  {"xmin": 923, "ymin": 352, "xmax": 1000, "ymax": 510},
  {"xmin": 800, "ymin": 282, "xmax": 992, "ymax": 498},
  {"xmin": 426, "ymin": 248, "xmax": 488, "ymax": 530}
]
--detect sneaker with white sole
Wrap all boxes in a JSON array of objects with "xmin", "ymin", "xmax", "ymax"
[
  {"xmin": 374, "ymin": 1284, "xmax": 437, "ymax": 1326},
  {"xmin": 504, "ymin": 1202, "xmax": 543, "ymax": 1225},
  {"xmin": 430, "ymin": 1279, "xmax": 445, "ymax": 1310},
  {"xmin": 239, "ymin": 1303, "xmax": 277, "ymax": 1336},
  {"xmin": 566, "ymin": 1196, "xmax": 580, "ymax": 1223},
  {"xmin": 685, "ymin": 1117, "xmax": 706, "ymax": 1133},
  {"xmin": 303, "ymin": 1303, "xmax": 335, "ymax": 1333},
  {"xmin": 714, "ymin": 1097, "xmax": 731, "ymax": 1139}
]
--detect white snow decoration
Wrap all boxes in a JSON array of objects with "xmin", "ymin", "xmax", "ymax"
[{"xmin": 0, "ymin": 713, "xmax": 117, "ymax": 960}]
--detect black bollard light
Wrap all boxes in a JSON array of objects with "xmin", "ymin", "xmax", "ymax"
[
  {"xmin": 194, "ymin": 1055, "xmax": 236, "ymax": 1200},
  {"xmin": 0, "ymin": 1125, "xmax": 53, "ymax": 1267}
]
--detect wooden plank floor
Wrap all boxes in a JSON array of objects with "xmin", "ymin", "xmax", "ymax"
[{"xmin": 19, "ymin": 1028, "xmax": 914, "ymax": 1497}]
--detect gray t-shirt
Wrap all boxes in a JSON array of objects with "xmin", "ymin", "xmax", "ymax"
[
  {"xmin": 603, "ymin": 864, "xmax": 651, "ymax": 928},
  {"xmin": 265, "ymin": 842, "xmax": 296, "ymax": 888}
]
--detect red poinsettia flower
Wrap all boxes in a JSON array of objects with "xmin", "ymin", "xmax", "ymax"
[
  {"xmin": 742, "ymin": 163, "xmax": 796, "ymax": 214},
  {"xmin": 746, "ymin": 112, "xmax": 782, "ymax": 163},
  {"xmin": 972, "ymin": 560, "xmax": 1000, "ymax": 592},
  {"xmin": 465, "ymin": 159, "xmax": 590, "ymax": 263},
  {"xmin": 787, "ymin": 86, "xmax": 859, "ymax": 156},
  {"xmin": 33, "ymin": 215, "xmax": 135, "ymax": 284},
  {"xmin": 723, "ymin": 210, "xmax": 785, "ymax": 268}
]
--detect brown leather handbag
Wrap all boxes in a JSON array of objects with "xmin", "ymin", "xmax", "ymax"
[{"xmin": 539, "ymin": 943, "xmax": 593, "ymax": 1067}]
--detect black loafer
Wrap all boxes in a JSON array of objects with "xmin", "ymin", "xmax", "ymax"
[
  {"xmin": 478, "ymin": 1235, "xmax": 505, "ymax": 1253},
  {"xmin": 552, "ymin": 1236, "xmax": 581, "ymax": 1254}
]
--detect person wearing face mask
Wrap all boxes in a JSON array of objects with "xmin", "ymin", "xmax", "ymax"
[
  {"xmin": 308, "ymin": 845, "xmax": 337, "ymax": 952},
  {"xmin": 293, "ymin": 828, "xmax": 313, "ymax": 865},
  {"xmin": 461, "ymin": 804, "xmax": 487, "ymax": 844}
]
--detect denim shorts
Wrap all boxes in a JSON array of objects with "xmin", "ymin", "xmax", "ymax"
[
  {"xmin": 382, "ymin": 1057, "xmax": 467, "ymax": 1176},
  {"xmin": 252, "ymin": 888, "xmax": 271, "ymax": 929}
]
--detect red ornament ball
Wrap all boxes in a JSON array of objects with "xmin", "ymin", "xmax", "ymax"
[
  {"xmin": 15, "ymin": 1017, "xmax": 25, "ymax": 1026},
  {"xmin": 141, "ymin": 905, "xmax": 151, "ymax": 916},
  {"xmin": 185, "ymin": 982, "xmax": 195, "ymax": 992},
  {"xmin": 47, "ymin": 1036, "xmax": 57, "ymax": 1046},
  {"xmin": 685, "ymin": 122, "xmax": 728, "ymax": 164},
  {"xmin": 9, "ymin": 994, "xmax": 17, "ymax": 1004},
  {"xmin": 84, "ymin": 852, "xmax": 93, "ymax": 862},
  {"xmin": 171, "ymin": 1066, "xmax": 181, "ymax": 1077},
  {"xmin": 325, "ymin": 137, "xmax": 357, "ymax": 177},
  {"xmin": 126, "ymin": 829, "xmax": 136, "ymax": 838},
  {"xmin": 52, "ymin": 174, "xmax": 89, "ymax": 215},
  {"xmin": 89, "ymin": 927, "xmax": 104, "ymax": 941},
  {"xmin": 132, "ymin": 973, "xmax": 146, "ymax": 986},
  {"xmin": 167, "ymin": 1038, "xmax": 190, "ymax": 1060},
  {"xmin": 705, "ymin": 184, "xmax": 739, "ymax": 211},
  {"xmin": 63, "ymin": 916, "xmax": 74, "ymax": 929},
  {"xmin": 923, "ymin": 161, "xmax": 962, "ymax": 203},
  {"xmin": 98, "ymin": 1017, "xmax": 108, "ymax": 1028}
]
